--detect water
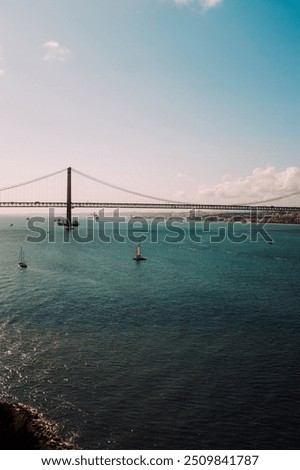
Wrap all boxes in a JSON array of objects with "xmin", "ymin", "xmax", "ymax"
[{"xmin": 0, "ymin": 215, "xmax": 300, "ymax": 449}]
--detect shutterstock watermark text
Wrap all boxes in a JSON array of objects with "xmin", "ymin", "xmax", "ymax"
[{"xmin": 25, "ymin": 208, "xmax": 273, "ymax": 244}]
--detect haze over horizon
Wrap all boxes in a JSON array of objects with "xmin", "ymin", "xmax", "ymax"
[{"xmin": 1, "ymin": 0, "xmax": 300, "ymax": 206}]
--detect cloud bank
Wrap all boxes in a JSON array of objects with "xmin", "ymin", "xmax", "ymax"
[
  {"xmin": 197, "ymin": 167, "xmax": 300, "ymax": 205},
  {"xmin": 43, "ymin": 41, "xmax": 70, "ymax": 62}
]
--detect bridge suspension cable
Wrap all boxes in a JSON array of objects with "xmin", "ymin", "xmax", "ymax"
[
  {"xmin": 72, "ymin": 168, "xmax": 183, "ymax": 204},
  {"xmin": 0, "ymin": 168, "xmax": 67, "ymax": 192},
  {"xmin": 243, "ymin": 189, "xmax": 300, "ymax": 206}
]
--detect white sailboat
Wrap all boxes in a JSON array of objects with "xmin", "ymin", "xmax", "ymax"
[
  {"xmin": 18, "ymin": 247, "xmax": 27, "ymax": 268},
  {"xmin": 133, "ymin": 243, "xmax": 146, "ymax": 261}
]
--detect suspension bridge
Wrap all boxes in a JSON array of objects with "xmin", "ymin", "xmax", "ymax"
[{"xmin": 0, "ymin": 167, "xmax": 299, "ymax": 228}]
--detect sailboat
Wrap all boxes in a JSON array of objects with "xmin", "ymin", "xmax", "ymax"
[
  {"xmin": 18, "ymin": 247, "xmax": 27, "ymax": 268},
  {"xmin": 133, "ymin": 243, "xmax": 146, "ymax": 261}
]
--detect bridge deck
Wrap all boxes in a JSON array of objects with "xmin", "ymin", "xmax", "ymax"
[{"xmin": 0, "ymin": 202, "xmax": 299, "ymax": 212}]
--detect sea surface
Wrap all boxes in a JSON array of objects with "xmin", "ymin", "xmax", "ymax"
[{"xmin": 0, "ymin": 214, "xmax": 300, "ymax": 449}]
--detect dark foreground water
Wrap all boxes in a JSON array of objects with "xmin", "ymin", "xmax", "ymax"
[{"xmin": 0, "ymin": 215, "xmax": 300, "ymax": 449}]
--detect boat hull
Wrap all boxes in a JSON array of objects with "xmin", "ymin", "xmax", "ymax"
[{"xmin": 18, "ymin": 263, "xmax": 27, "ymax": 268}]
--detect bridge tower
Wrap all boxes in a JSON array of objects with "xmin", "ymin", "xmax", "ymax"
[{"xmin": 66, "ymin": 166, "xmax": 72, "ymax": 228}]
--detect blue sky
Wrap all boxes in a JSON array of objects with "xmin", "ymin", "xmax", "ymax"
[{"xmin": 1, "ymin": 0, "xmax": 300, "ymax": 204}]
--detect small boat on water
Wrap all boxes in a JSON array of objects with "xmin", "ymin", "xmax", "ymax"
[
  {"xmin": 133, "ymin": 243, "xmax": 146, "ymax": 261},
  {"xmin": 18, "ymin": 247, "xmax": 27, "ymax": 268}
]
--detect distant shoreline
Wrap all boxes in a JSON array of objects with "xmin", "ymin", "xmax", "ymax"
[{"xmin": 1, "ymin": 212, "xmax": 300, "ymax": 226}]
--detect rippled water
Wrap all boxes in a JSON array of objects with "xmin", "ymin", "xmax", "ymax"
[{"xmin": 0, "ymin": 215, "xmax": 300, "ymax": 449}]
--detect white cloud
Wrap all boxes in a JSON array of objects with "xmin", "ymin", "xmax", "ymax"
[
  {"xmin": 173, "ymin": 0, "xmax": 223, "ymax": 11},
  {"xmin": 200, "ymin": 0, "xmax": 223, "ymax": 11},
  {"xmin": 174, "ymin": 189, "xmax": 188, "ymax": 200},
  {"xmin": 197, "ymin": 167, "xmax": 300, "ymax": 205},
  {"xmin": 177, "ymin": 172, "xmax": 195, "ymax": 182},
  {"xmin": 43, "ymin": 41, "xmax": 70, "ymax": 62}
]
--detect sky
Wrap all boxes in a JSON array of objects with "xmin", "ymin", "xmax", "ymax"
[{"xmin": 0, "ymin": 0, "xmax": 300, "ymax": 206}]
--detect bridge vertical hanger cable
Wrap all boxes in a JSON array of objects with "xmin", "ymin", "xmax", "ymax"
[
  {"xmin": 0, "ymin": 168, "xmax": 68, "ymax": 193},
  {"xmin": 242, "ymin": 191, "xmax": 300, "ymax": 205},
  {"xmin": 72, "ymin": 168, "xmax": 186, "ymax": 204}
]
